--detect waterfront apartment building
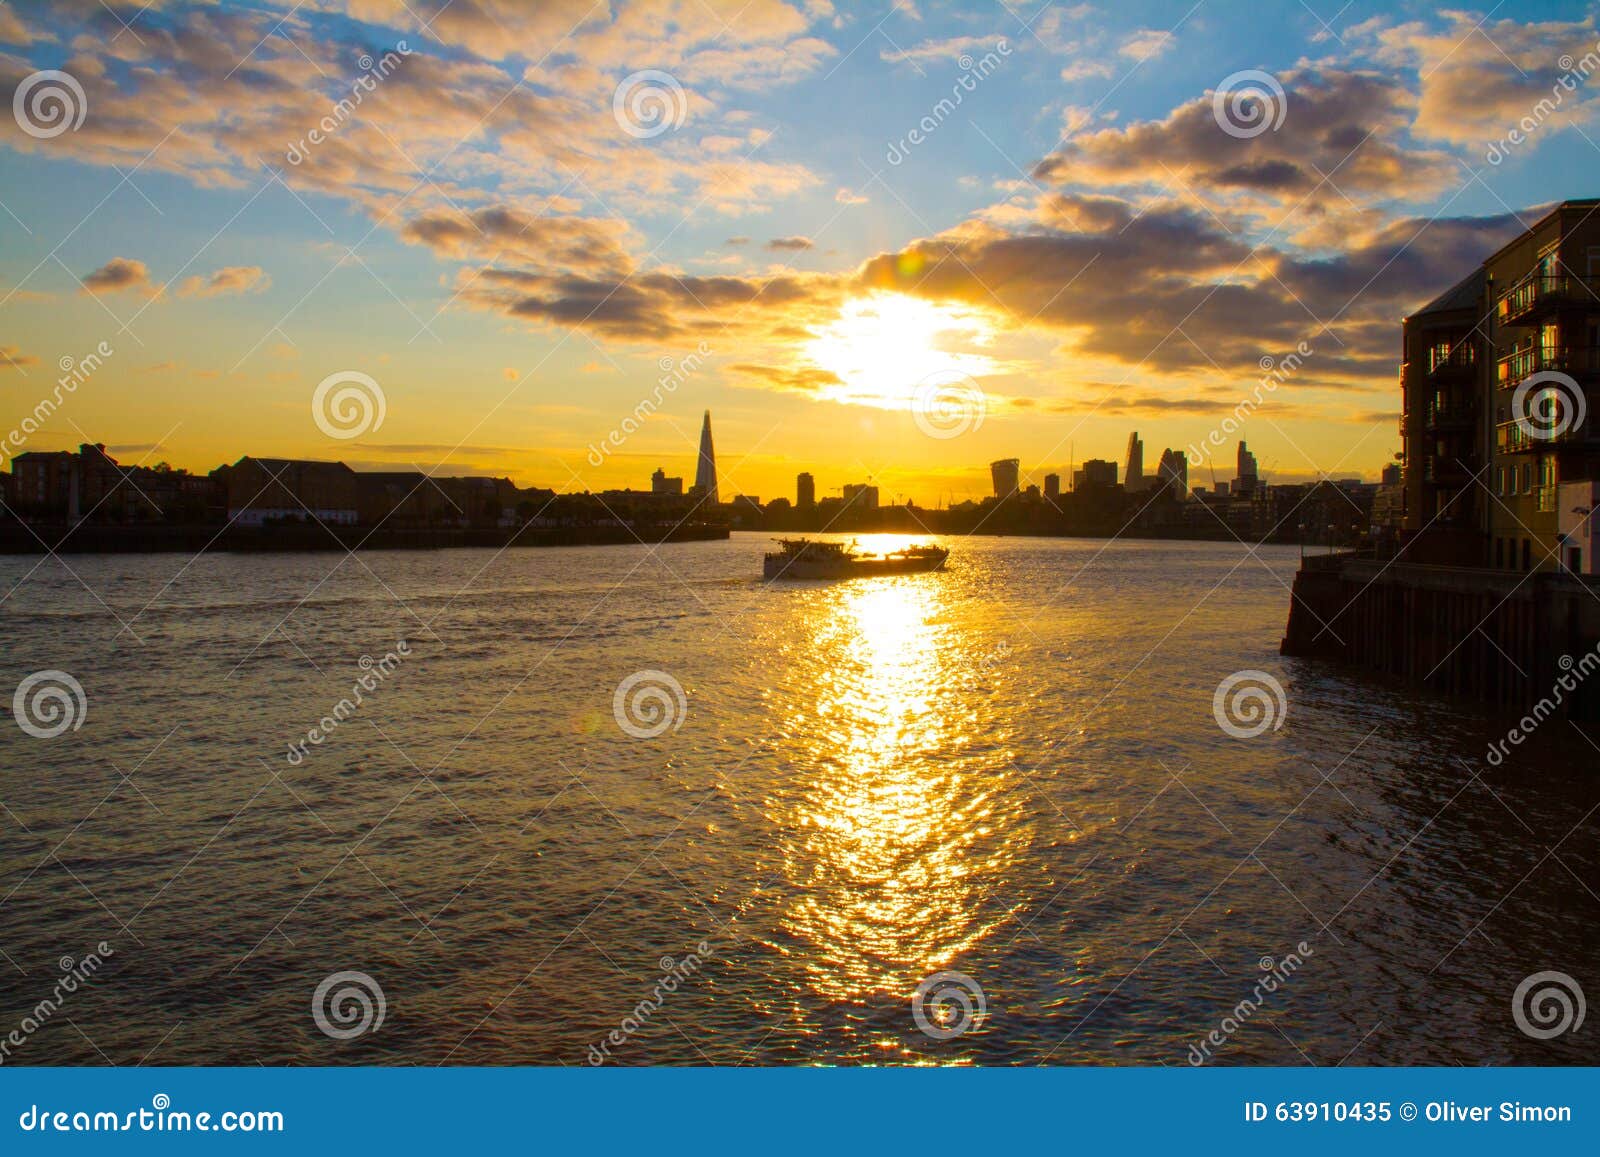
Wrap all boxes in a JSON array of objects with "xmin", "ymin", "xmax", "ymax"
[
  {"xmin": 215, "ymin": 456, "xmax": 362, "ymax": 526},
  {"xmin": 10, "ymin": 444, "xmax": 222, "ymax": 523},
  {"xmin": 1401, "ymin": 200, "xmax": 1600, "ymax": 572},
  {"xmin": 796, "ymin": 472, "xmax": 815, "ymax": 508}
]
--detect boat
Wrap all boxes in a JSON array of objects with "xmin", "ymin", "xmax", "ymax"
[{"xmin": 762, "ymin": 537, "xmax": 949, "ymax": 580}]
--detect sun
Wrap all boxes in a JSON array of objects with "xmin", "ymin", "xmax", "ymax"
[{"xmin": 804, "ymin": 292, "xmax": 1000, "ymax": 411}]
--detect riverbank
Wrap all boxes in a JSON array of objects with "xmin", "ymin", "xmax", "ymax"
[{"xmin": 0, "ymin": 521, "xmax": 730, "ymax": 554}]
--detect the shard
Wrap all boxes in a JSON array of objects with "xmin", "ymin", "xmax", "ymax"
[{"xmin": 695, "ymin": 410, "xmax": 718, "ymax": 504}]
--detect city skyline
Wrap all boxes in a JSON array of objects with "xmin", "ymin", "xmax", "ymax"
[
  {"xmin": 0, "ymin": 419, "xmax": 1354, "ymax": 513},
  {"xmin": 7, "ymin": 4, "xmax": 1600, "ymax": 505}
]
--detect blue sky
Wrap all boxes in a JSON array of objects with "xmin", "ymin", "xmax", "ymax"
[{"xmin": 4, "ymin": 0, "xmax": 1600, "ymax": 503}]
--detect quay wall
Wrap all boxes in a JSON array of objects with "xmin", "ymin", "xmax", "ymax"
[{"xmin": 1281, "ymin": 554, "xmax": 1600, "ymax": 719}]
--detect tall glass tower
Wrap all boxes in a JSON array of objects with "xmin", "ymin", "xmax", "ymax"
[{"xmin": 695, "ymin": 410, "xmax": 718, "ymax": 503}]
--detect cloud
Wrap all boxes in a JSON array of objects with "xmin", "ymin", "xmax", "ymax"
[
  {"xmin": 851, "ymin": 194, "xmax": 1523, "ymax": 386},
  {"xmin": 176, "ymin": 265, "xmax": 270, "ymax": 298},
  {"xmin": 834, "ymin": 187, "xmax": 868, "ymax": 205},
  {"xmin": 81, "ymin": 257, "xmax": 153, "ymax": 295},
  {"xmin": 0, "ymin": 6, "xmax": 47, "ymax": 45},
  {"xmin": 1033, "ymin": 68, "xmax": 1458, "ymax": 239},
  {"xmin": 1118, "ymin": 29, "xmax": 1174, "ymax": 61},
  {"xmin": 401, "ymin": 207, "xmax": 636, "ymax": 275},
  {"xmin": 1, "ymin": 345, "xmax": 39, "ymax": 371},
  {"xmin": 1059, "ymin": 59, "xmax": 1115, "ymax": 82},
  {"xmin": 730, "ymin": 362, "xmax": 843, "ymax": 393},
  {"xmin": 459, "ymin": 264, "xmax": 843, "ymax": 344},
  {"xmin": 0, "ymin": 0, "xmax": 830, "ymax": 251},
  {"xmin": 1356, "ymin": 14, "xmax": 1600, "ymax": 151},
  {"xmin": 766, "ymin": 235, "xmax": 815, "ymax": 251},
  {"xmin": 880, "ymin": 35, "xmax": 1004, "ymax": 64}
]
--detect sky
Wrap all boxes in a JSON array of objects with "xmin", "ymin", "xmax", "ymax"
[{"xmin": 3, "ymin": 0, "xmax": 1600, "ymax": 505}]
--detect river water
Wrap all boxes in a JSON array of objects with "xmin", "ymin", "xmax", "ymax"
[{"xmin": 0, "ymin": 534, "xmax": 1594, "ymax": 1065}]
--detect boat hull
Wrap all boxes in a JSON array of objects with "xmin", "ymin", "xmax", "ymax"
[{"xmin": 762, "ymin": 552, "xmax": 947, "ymax": 580}]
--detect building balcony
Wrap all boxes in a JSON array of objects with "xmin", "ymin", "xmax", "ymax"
[
  {"xmin": 1497, "ymin": 345, "xmax": 1600, "ymax": 388},
  {"xmin": 1497, "ymin": 416, "xmax": 1597, "ymax": 454},
  {"xmin": 1426, "ymin": 342, "xmax": 1477, "ymax": 378},
  {"xmin": 1497, "ymin": 275, "xmax": 1600, "ymax": 325},
  {"xmin": 1424, "ymin": 401, "xmax": 1475, "ymax": 432},
  {"xmin": 1422, "ymin": 456, "xmax": 1473, "ymax": 484}
]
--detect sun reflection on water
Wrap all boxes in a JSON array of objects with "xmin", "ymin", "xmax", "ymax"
[{"xmin": 768, "ymin": 570, "xmax": 1028, "ymax": 1007}]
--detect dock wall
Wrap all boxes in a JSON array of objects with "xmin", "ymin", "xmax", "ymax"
[{"xmin": 1281, "ymin": 554, "xmax": 1600, "ymax": 718}]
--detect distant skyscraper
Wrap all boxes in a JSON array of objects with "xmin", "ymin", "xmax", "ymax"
[
  {"xmin": 1044, "ymin": 472, "xmax": 1060, "ymax": 501},
  {"xmin": 695, "ymin": 410, "xmax": 718, "ymax": 503},
  {"xmin": 991, "ymin": 458, "xmax": 1020, "ymax": 498},
  {"xmin": 1236, "ymin": 441, "xmax": 1259, "ymax": 497},
  {"xmin": 1157, "ymin": 448, "xmax": 1188, "ymax": 500},
  {"xmin": 796, "ymin": 472, "xmax": 815, "ymax": 507},
  {"xmin": 1073, "ymin": 459, "xmax": 1117, "ymax": 490},
  {"xmin": 1125, "ymin": 432, "xmax": 1145, "ymax": 492}
]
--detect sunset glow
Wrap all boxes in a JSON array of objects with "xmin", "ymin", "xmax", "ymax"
[{"xmin": 804, "ymin": 293, "xmax": 1001, "ymax": 413}]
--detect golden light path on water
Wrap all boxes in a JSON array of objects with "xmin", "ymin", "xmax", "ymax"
[{"xmin": 762, "ymin": 540, "xmax": 1029, "ymax": 1021}]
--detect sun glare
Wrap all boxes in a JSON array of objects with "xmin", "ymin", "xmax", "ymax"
[{"xmin": 804, "ymin": 292, "xmax": 1000, "ymax": 411}]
